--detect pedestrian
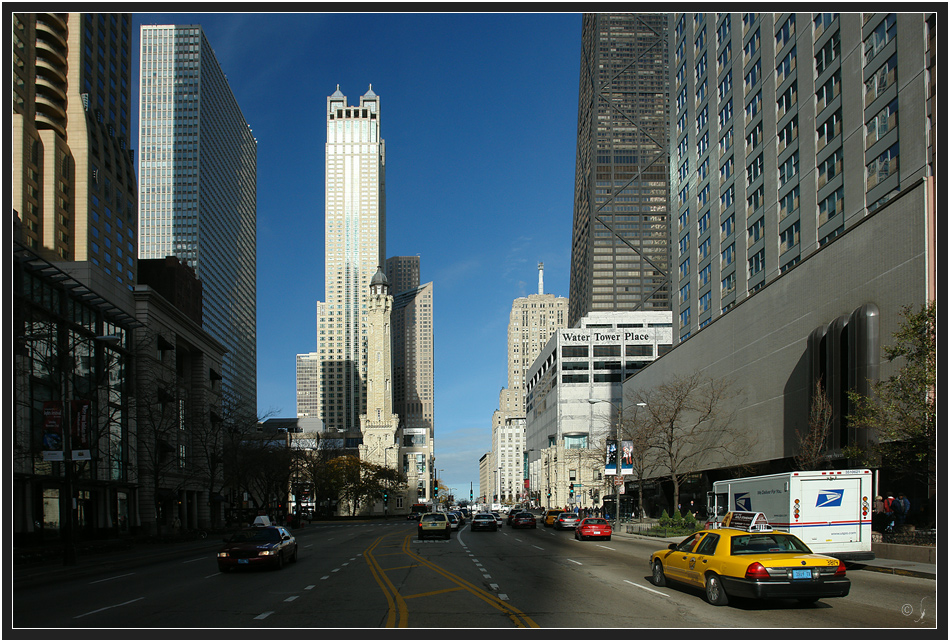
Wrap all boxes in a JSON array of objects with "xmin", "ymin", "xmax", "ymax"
[
  {"xmin": 883, "ymin": 493, "xmax": 896, "ymax": 532},
  {"xmin": 872, "ymin": 495, "xmax": 886, "ymax": 532},
  {"xmin": 893, "ymin": 492, "xmax": 910, "ymax": 526}
]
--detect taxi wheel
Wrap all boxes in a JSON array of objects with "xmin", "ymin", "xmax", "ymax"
[
  {"xmin": 704, "ymin": 573, "xmax": 729, "ymax": 606},
  {"xmin": 651, "ymin": 560, "xmax": 667, "ymax": 587}
]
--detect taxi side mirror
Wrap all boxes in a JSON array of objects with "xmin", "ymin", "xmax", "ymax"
[{"xmin": 668, "ymin": 543, "xmax": 677, "ymax": 550}]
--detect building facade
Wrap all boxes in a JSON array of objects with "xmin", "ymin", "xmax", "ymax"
[
  {"xmin": 619, "ymin": 12, "xmax": 937, "ymax": 513},
  {"xmin": 138, "ymin": 24, "xmax": 258, "ymax": 419},
  {"xmin": 12, "ymin": 13, "xmax": 138, "ymax": 306},
  {"xmin": 668, "ymin": 13, "xmax": 934, "ymax": 343},
  {"xmin": 315, "ymin": 86, "xmax": 386, "ymax": 433},
  {"xmin": 387, "ymin": 256, "xmax": 436, "ymax": 504},
  {"xmin": 569, "ymin": 13, "xmax": 672, "ymax": 327},
  {"xmin": 525, "ymin": 311, "xmax": 673, "ymax": 509}
]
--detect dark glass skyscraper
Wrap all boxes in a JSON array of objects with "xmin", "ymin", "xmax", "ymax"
[{"xmin": 569, "ymin": 13, "xmax": 671, "ymax": 327}]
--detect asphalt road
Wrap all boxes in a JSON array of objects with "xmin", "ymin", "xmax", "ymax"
[{"xmin": 12, "ymin": 519, "xmax": 939, "ymax": 630}]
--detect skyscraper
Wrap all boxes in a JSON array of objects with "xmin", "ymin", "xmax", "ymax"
[
  {"xmin": 12, "ymin": 13, "xmax": 138, "ymax": 303},
  {"xmin": 315, "ymin": 86, "xmax": 386, "ymax": 432},
  {"xmin": 668, "ymin": 13, "xmax": 935, "ymax": 341},
  {"xmin": 387, "ymin": 255, "xmax": 435, "ymax": 503},
  {"xmin": 569, "ymin": 13, "xmax": 672, "ymax": 327},
  {"xmin": 137, "ymin": 24, "xmax": 258, "ymax": 416}
]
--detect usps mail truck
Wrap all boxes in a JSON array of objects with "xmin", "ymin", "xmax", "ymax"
[{"xmin": 706, "ymin": 470, "xmax": 874, "ymax": 561}]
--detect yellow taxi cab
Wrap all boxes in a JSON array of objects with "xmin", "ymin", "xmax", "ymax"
[
  {"xmin": 543, "ymin": 509, "xmax": 564, "ymax": 527},
  {"xmin": 649, "ymin": 511, "xmax": 850, "ymax": 606}
]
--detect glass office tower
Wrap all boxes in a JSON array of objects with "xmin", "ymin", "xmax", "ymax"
[
  {"xmin": 569, "ymin": 13, "xmax": 672, "ymax": 327},
  {"xmin": 138, "ymin": 25, "xmax": 258, "ymax": 416}
]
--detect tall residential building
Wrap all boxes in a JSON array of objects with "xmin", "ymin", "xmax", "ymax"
[
  {"xmin": 138, "ymin": 24, "xmax": 258, "ymax": 416},
  {"xmin": 12, "ymin": 13, "xmax": 138, "ymax": 304},
  {"xmin": 387, "ymin": 256, "xmax": 435, "ymax": 502},
  {"xmin": 668, "ymin": 13, "xmax": 934, "ymax": 342},
  {"xmin": 568, "ymin": 13, "xmax": 672, "ymax": 327},
  {"xmin": 315, "ymin": 86, "xmax": 386, "ymax": 432}
]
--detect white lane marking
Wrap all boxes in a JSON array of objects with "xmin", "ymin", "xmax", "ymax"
[
  {"xmin": 305, "ymin": 585, "xmax": 315, "ymax": 590},
  {"xmin": 182, "ymin": 557, "xmax": 206, "ymax": 564},
  {"xmin": 532, "ymin": 545, "xmax": 544, "ymax": 550},
  {"xmin": 489, "ymin": 583, "xmax": 499, "ymax": 591},
  {"xmin": 567, "ymin": 559, "xmax": 582, "ymax": 565},
  {"xmin": 331, "ymin": 568, "xmax": 340, "ymax": 572},
  {"xmin": 74, "ymin": 597, "xmax": 144, "ymax": 619},
  {"xmin": 596, "ymin": 545, "xmax": 616, "ymax": 551},
  {"xmin": 321, "ymin": 575, "xmax": 330, "ymax": 580},
  {"xmin": 624, "ymin": 579, "xmax": 669, "ymax": 597},
  {"xmin": 254, "ymin": 611, "xmax": 274, "ymax": 620},
  {"xmin": 498, "ymin": 594, "xmax": 509, "ymax": 601},
  {"xmin": 88, "ymin": 573, "xmax": 135, "ymax": 584},
  {"xmin": 284, "ymin": 596, "xmax": 299, "ymax": 602},
  {"xmin": 205, "ymin": 572, "xmax": 221, "ymax": 578},
  {"xmin": 483, "ymin": 574, "xmax": 492, "ymax": 579}
]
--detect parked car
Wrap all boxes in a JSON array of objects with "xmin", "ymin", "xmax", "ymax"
[
  {"xmin": 574, "ymin": 517, "xmax": 612, "ymax": 541},
  {"xmin": 649, "ymin": 511, "xmax": 850, "ymax": 606},
  {"xmin": 418, "ymin": 513, "xmax": 451, "ymax": 540},
  {"xmin": 555, "ymin": 513, "xmax": 580, "ymax": 530},
  {"xmin": 544, "ymin": 510, "xmax": 564, "ymax": 527},
  {"xmin": 511, "ymin": 512, "xmax": 537, "ymax": 529},
  {"xmin": 452, "ymin": 510, "xmax": 466, "ymax": 526},
  {"xmin": 491, "ymin": 512, "xmax": 504, "ymax": 528},
  {"xmin": 217, "ymin": 526, "xmax": 298, "ymax": 572},
  {"xmin": 471, "ymin": 513, "xmax": 498, "ymax": 532}
]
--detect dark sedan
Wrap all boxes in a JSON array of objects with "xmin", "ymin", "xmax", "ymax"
[
  {"xmin": 217, "ymin": 526, "xmax": 298, "ymax": 572},
  {"xmin": 471, "ymin": 513, "xmax": 498, "ymax": 531},
  {"xmin": 511, "ymin": 512, "xmax": 537, "ymax": 529}
]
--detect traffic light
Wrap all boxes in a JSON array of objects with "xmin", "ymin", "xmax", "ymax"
[{"xmin": 383, "ymin": 492, "xmax": 388, "ymax": 503}]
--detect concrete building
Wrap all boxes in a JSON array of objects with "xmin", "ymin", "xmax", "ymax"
[
  {"xmin": 387, "ymin": 256, "xmax": 436, "ymax": 504},
  {"xmin": 569, "ymin": 13, "xmax": 672, "ymax": 326},
  {"xmin": 488, "ymin": 264, "xmax": 568, "ymax": 506},
  {"xmin": 314, "ymin": 86, "xmax": 386, "ymax": 433},
  {"xmin": 525, "ymin": 311, "xmax": 673, "ymax": 510},
  {"xmin": 138, "ymin": 24, "xmax": 258, "ymax": 419},
  {"xmin": 620, "ymin": 13, "xmax": 937, "ymax": 512},
  {"xmin": 12, "ymin": 13, "xmax": 138, "ymax": 307}
]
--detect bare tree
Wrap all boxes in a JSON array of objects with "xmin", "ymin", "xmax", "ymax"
[
  {"xmin": 634, "ymin": 372, "xmax": 747, "ymax": 515},
  {"xmin": 620, "ymin": 403, "xmax": 658, "ymax": 522},
  {"xmin": 794, "ymin": 378, "xmax": 833, "ymax": 470}
]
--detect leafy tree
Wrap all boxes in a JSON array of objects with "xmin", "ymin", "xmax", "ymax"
[{"xmin": 847, "ymin": 302, "xmax": 937, "ymax": 492}]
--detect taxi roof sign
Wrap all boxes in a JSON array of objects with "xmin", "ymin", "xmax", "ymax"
[{"xmin": 721, "ymin": 511, "xmax": 772, "ymax": 532}]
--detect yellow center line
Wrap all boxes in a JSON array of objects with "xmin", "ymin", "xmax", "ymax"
[
  {"xmin": 402, "ymin": 586, "xmax": 465, "ymax": 600},
  {"xmin": 363, "ymin": 534, "xmax": 409, "ymax": 627}
]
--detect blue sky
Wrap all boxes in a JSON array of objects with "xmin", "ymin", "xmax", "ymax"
[{"xmin": 131, "ymin": 12, "xmax": 582, "ymax": 500}]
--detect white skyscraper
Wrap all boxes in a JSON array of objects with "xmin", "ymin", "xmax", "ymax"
[
  {"xmin": 138, "ymin": 24, "xmax": 257, "ymax": 416},
  {"xmin": 314, "ymin": 86, "xmax": 386, "ymax": 432}
]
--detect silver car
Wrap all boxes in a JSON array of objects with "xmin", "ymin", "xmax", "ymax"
[{"xmin": 555, "ymin": 512, "xmax": 580, "ymax": 530}]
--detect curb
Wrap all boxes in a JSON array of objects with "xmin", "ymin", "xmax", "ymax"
[{"xmin": 849, "ymin": 564, "xmax": 936, "ymax": 581}]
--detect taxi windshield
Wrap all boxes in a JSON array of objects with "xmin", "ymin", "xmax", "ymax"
[{"xmin": 730, "ymin": 532, "xmax": 812, "ymax": 555}]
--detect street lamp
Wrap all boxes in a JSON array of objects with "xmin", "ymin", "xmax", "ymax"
[{"xmin": 588, "ymin": 398, "xmax": 646, "ymax": 537}]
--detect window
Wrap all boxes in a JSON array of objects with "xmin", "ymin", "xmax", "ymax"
[
  {"xmin": 818, "ymin": 186, "xmax": 843, "ymax": 225},
  {"xmin": 780, "ymin": 185, "xmax": 800, "ymax": 220},
  {"xmin": 748, "ymin": 248, "xmax": 765, "ymax": 277},
  {"xmin": 867, "ymin": 142, "xmax": 899, "ymax": 190},
  {"xmin": 719, "ymin": 127, "xmax": 733, "ymax": 155},
  {"xmin": 779, "ymin": 151, "xmax": 799, "ymax": 187},
  {"xmin": 698, "ymin": 210, "xmax": 711, "ymax": 235},
  {"xmin": 780, "ymin": 221, "xmax": 800, "ymax": 252},
  {"xmin": 699, "ymin": 291, "xmax": 712, "ymax": 314},
  {"xmin": 720, "ymin": 156, "xmax": 734, "ymax": 183},
  {"xmin": 679, "ymin": 282, "xmax": 691, "ymax": 305},
  {"xmin": 679, "ymin": 257, "xmax": 691, "ymax": 281},
  {"xmin": 718, "ymin": 42, "xmax": 732, "ymax": 73},
  {"xmin": 747, "ymin": 218, "xmax": 764, "ymax": 245},
  {"xmin": 815, "ymin": 30, "xmax": 840, "ymax": 75},
  {"xmin": 679, "ymin": 232, "xmax": 690, "ymax": 257},
  {"xmin": 778, "ymin": 114, "xmax": 798, "ymax": 151},
  {"xmin": 695, "ymin": 25, "xmax": 706, "ymax": 51},
  {"xmin": 697, "ymin": 131, "xmax": 709, "ymax": 156},
  {"xmin": 696, "ymin": 52, "xmax": 707, "ymax": 80},
  {"xmin": 745, "ymin": 90, "xmax": 762, "ymax": 123},
  {"xmin": 744, "ymin": 27, "xmax": 760, "ymax": 63},
  {"xmin": 721, "ymin": 271, "xmax": 736, "ymax": 295},
  {"xmin": 865, "ymin": 54, "xmax": 897, "ymax": 106},
  {"xmin": 721, "ymin": 243, "xmax": 735, "ymax": 268},
  {"xmin": 746, "ymin": 121, "xmax": 763, "ymax": 151},
  {"xmin": 746, "ymin": 154, "xmax": 763, "ymax": 186},
  {"xmin": 866, "ymin": 98, "xmax": 898, "ymax": 148},
  {"xmin": 818, "ymin": 149, "xmax": 842, "ymax": 188},
  {"xmin": 817, "ymin": 108, "xmax": 842, "ymax": 150},
  {"xmin": 744, "ymin": 59, "xmax": 762, "ymax": 94},
  {"xmin": 816, "ymin": 70, "xmax": 841, "ymax": 113},
  {"xmin": 719, "ymin": 98, "xmax": 733, "ymax": 128},
  {"xmin": 699, "ymin": 237, "xmax": 711, "ymax": 261},
  {"xmin": 813, "ymin": 13, "xmax": 837, "ymax": 39},
  {"xmin": 699, "ymin": 184, "xmax": 710, "ymax": 207},
  {"xmin": 699, "ymin": 263, "xmax": 711, "ymax": 287},
  {"xmin": 776, "ymin": 14, "xmax": 795, "ymax": 48},
  {"xmin": 718, "ymin": 71, "xmax": 732, "ymax": 101},
  {"xmin": 720, "ymin": 185, "xmax": 735, "ymax": 209},
  {"xmin": 776, "ymin": 46, "xmax": 796, "ymax": 84},
  {"xmin": 777, "ymin": 80, "xmax": 798, "ymax": 118},
  {"xmin": 680, "ymin": 307, "xmax": 691, "ymax": 329},
  {"xmin": 697, "ymin": 104, "xmax": 709, "ymax": 131},
  {"xmin": 865, "ymin": 14, "xmax": 896, "ymax": 65},
  {"xmin": 720, "ymin": 213, "xmax": 735, "ymax": 240},
  {"xmin": 678, "ymin": 209, "xmax": 689, "ymax": 232},
  {"xmin": 717, "ymin": 14, "xmax": 731, "ymax": 47}
]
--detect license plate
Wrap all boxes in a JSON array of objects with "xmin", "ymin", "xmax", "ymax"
[
  {"xmin": 238, "ymin": 559, "xmax": 249, "ymax": 564},
  {"xmin": 591, "ymin": 530, "xmax": 601, "ymax": 534},
  {"xmin": 791, "ymin": 569, "xmax": 811, "ymax": 580}
]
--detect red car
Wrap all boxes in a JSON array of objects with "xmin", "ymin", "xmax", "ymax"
[{"xmin": 574, "ymin": 517, "xmax": 612, "ymax": 541}]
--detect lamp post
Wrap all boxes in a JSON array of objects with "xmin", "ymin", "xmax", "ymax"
[{"xmin": 588, "ymin": 398, "xmax": 646, "ymax": 537}]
